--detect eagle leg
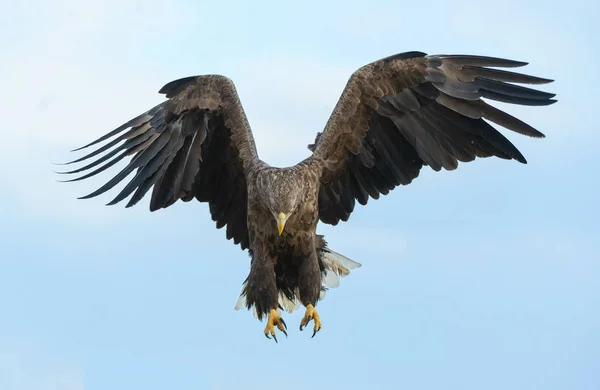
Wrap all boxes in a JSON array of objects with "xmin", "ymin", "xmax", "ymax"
[
  {"xmin": 299, "ymin": 304, "xmax": 322, "ymax": 338},
  {"xmin": 264, "ymin": 309, "xmax": 287, "ymax": 343}
]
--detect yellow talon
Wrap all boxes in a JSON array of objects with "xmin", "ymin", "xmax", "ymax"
[
  {"xmin": 264, "ymin": 309, "xmax": 287, "ymax": 342},
  {"xmin": 299, "ymin": 304, "xmax": 322, "ymax": 337}
]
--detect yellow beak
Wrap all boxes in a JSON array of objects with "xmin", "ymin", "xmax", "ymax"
[{"xmin": 277, "ymin": 212, "xmax": 287, "ymax": 235}]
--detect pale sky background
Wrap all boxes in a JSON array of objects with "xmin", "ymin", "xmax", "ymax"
[{"xmin": 1, "ymin": 0, "xmax": 598, "ymax": 389}]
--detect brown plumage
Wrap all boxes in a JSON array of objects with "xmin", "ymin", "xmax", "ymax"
[{"xmin": 59, "ymin": 51, "xmax": 555, "ymax": 341}]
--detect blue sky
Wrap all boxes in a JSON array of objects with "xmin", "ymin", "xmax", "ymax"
[{"xmin": 1, "ymin": 0, "xmax": 598, "ymax": 389}]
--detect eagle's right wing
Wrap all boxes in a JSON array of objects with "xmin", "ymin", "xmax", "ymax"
[
  {"xmin": 58, "ymin": 75, "xmax": 259, "ymax": 250},
  {"xmin": 309, "ymin": 51, "xmax": 555, "ymax": 225}
]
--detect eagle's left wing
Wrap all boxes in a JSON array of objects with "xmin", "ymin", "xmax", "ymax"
[
  {"xmin": 57, "ymin": 75, "xmax": 260, "ymax": 250},
  {"xmin": 308, "ymin": 51, "xmax": 555, "ymax": 225}
]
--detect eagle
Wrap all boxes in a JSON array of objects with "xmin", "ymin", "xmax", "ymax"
[{"xmin": 59, "ymin": 51, "xmax": 555, "ymax": 342}]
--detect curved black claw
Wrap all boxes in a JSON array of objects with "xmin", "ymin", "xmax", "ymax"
[
  {"xmin": 299, "ymin": 315, "xmax": 313, "ymax": 331},
  {"xmin": 311, "ymin": 327, "xmax": 320, "ymax": 338},
  {"xmin": 265, "ymin": 332, "xmax": 278, "ymax": 343}
]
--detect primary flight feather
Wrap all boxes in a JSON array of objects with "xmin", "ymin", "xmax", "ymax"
[{"xmin": 59, "ymin": 51, "xmax": 555, "ymax": 341}]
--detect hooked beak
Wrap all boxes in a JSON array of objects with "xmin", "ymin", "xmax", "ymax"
[{"xmin": 277, "ymin": 212, "xmax": 288, "ymax": 235}]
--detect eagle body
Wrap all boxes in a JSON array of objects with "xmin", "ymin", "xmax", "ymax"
[
  {"xmin": 242, "ymin": 160, "xmax": 325, "ymax": 320},
  {"xmin": 60, "ymin": 51, "xmax": 556, "ymax": 340}
]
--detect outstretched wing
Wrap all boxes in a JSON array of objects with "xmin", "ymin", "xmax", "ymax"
[
  {"xmin": 309, "ymin": 51, "xmax": 555, "ymax": 225},
  {"xmin": 59, "ymin": 75, "xmax": 259, "ymax": 249}
]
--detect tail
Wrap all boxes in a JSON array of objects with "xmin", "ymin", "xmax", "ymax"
[
  {"xmin": 319, "ymin": 247, "xmax": 362, "ymax": 290},
  {"xmin": 234, "ymin": 239, "xmax": 361, "ymax": 317}
]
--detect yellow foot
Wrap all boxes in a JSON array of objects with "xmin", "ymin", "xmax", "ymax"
[
  {"xmin": 264, "ymin": 309, "xmax": 287, "ymax": 343},
  {"xmin": 299, "ymin": 304, "xmax": 322, "ymax": 338}
]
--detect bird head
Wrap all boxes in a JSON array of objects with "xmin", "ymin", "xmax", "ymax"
[{"xmin": 262, "ymin": 170, "xmax": 302, "ymax": 236}]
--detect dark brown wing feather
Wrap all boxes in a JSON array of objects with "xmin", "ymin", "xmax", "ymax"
[
  {"xmin": 58, "ymin": 75, "xmax": 259, "ymax": 250},
  {"xmin": 309, "ymin": 51, "xmax": 555, "ymax": 225}
]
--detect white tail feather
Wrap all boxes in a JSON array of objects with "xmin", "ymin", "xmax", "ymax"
[
  {"xmin": 321, "ymin": 248, "xmax": 362, "ymax": 289},
  {"xmin": 278, "ymin": 290, "xmax": 300, "ymax": 313},
  {"xmin": 234, "ymin": 293, "xmax": 259, "ymax": 318}
]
